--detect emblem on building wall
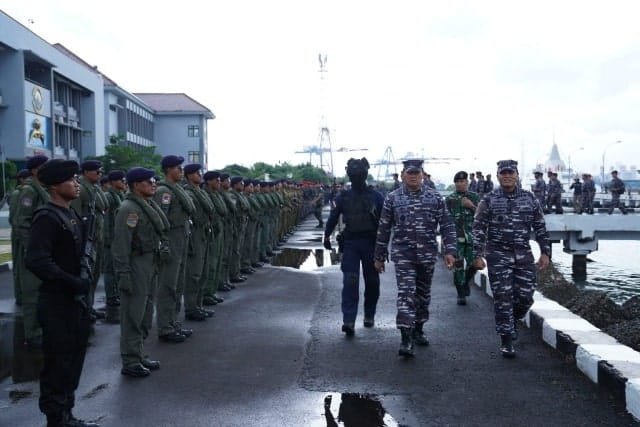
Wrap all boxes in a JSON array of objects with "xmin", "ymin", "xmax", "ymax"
[{"xmin": 32, "ymin": 86, "xmax": 43, "ymax": 113}]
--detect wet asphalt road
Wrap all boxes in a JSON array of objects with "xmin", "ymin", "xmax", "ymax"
[{"xmin": 0, "ymin": 214, "xmax": 637, "ymax": 426}]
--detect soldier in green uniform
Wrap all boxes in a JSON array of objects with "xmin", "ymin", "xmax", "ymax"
[
  {"xmin": 154, "ymin": 155, "xmax": 195, "ymax": 342},
  {"xmin": 103, "ymin": 170, "xmax": 127, "ymax": 324},
  {"xmin": 240, "ymin": 180, "xmax": 260, "ymax": 275},
  {"xmin": 70, "ymin": 160, "xmax": 109, "ymax": 321},
  {"xmin": 202, "ymin": 171, "xmax": 228, "ymax": 305},
  {"xmin": 182, "ymin": 164, "xmax": 215, "ymax": 321},
  {"xmin": 8, "ymin": 169, "xmax": 31, "ymax": 306},
  {"xmin": 112, "ymin": 167, "xmax": 169, "ymax": 377},
  {"xmin": 14, "ymin": 155, "xmax": 49, "ymax": 348},
  {"xmin": 445, "ymin": 171, "xmax": 480, "ymax": 305},
  {"xmin": 218, "ymin": 173, "xmax": 237, "ymax": 291},
  {"xmin": 229, "ymin": 176, "xmax": 250, "ymax": 283}
]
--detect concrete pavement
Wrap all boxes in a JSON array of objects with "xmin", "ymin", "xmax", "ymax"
[{"xmin": 0, "ymin": 213, "xmax": 637, "ymax": 426}]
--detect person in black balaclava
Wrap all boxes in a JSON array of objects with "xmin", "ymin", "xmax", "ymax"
[{"xmin": 323, "ymin": 158, "xmax": 384, "ymax": 336}]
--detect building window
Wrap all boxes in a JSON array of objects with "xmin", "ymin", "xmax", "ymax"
[
  {"xmin": 188, "ymin": 151, "xmax": 200, "ymax": 163},
  {"xmin": 188, "ymin": 125, "xmax": 200, "ymax": 137}
]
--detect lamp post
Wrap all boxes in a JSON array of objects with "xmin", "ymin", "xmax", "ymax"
[
  {"xmin": 567, "ymin": 147, "xmax": 584, "ymax": 185},
  {"xmin": 601, "ymin": 140, "xmax": 622, "ymax": 192}
]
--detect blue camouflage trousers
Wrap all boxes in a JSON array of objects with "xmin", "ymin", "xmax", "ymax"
[
  {"xmin": 341, "ymin": 238, "xmax": 380, "ymax": 324},
  {"xmin": 486, "ymin": 251, "xmax": 536, "ymax": 336},
  {"xmin": 394, "ymin": 259, "xmax": 435, "ymax": 329}
]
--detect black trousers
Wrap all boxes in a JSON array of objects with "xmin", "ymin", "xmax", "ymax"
[{"xmin": 37, "ymin": 292, "xmax": 90, "ymax": 419}]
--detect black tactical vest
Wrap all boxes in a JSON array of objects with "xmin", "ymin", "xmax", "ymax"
[{"xmin": 343, "ymin": 189, "xmax": 378, "ymax": 234}]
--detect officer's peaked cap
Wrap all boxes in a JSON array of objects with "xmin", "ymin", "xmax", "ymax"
[
  {"xmin": 402, "ymin": 159, "xmax": 423, "ymax": 172},
  {"xmin": 497, "ymin": 160, "xmax": 518, "ymax": 173}
]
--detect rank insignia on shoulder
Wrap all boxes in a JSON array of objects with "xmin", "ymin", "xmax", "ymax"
[
  {"xmin": 126, "ymin": 213, "xmax": 139, "ymax": 228},
  {"xmin": 21, "ymin": 197, "xmax": 33, "ymax": 207},
  {"xmin": 161, "ymin": 193, "xmax": 171, "ymax": 204}
]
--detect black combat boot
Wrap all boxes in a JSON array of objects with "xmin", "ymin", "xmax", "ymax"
[
  {"xmin": 412, "ymin": 323, "xmax": 429, "ymax": 346},
  {"xmin": 341, "ymin": 322, "xmax": 355, "ymax": 337},
  {"xmin": 500, "ymin": 334, "xmax": 516, "ymax": 358},
  {"xmin": 399, "ymin": 328, "xmax": 414, "ymax": 357}
]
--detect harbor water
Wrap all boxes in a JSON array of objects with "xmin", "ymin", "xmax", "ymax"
[{"xmin": 552, "ymin": 240, "xmax": 640, "ymax": 304}]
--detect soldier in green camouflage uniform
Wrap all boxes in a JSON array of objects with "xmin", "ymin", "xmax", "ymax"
[
  {"xmin": 154, "ymin": 155, "xmax": 195, "ymax": 342},
  {"xmin": 13, "ymin": 155, "xmax": 49, "ymax": 348},
  {"xmin": 202, "ymin": 171, "xmax": 228, "ymax": 304},
  {"xmin": 229, "ymin": 176, "xmax": 250, "ymax": 283},
  {"xmin": 8, "ymin": 169, "xmax": 31, "ymax": 306},
  {"xmin": 219, "ymin": 173, "xmax": 238, "ymax": 291},
  {"xmin": 70, "ymin": 160, "xmax": 109, "ymax": 320},
  {"xmin": 445, "ymin": 171, "xmax": 480, "ymax": 305},
  {"xmin": 182, "ymin": 164, "xmax": 215, "ymax": 321},
  {"xmin": 103, "ymin": 170, "xmax": 127, "ymax": 323},
  {"xmin": 112, "ymin": 167, "xmax": 169, "ymax": 377},
  {"xmin": 240, "ymin": 180, "xmax": 261, "ymax": 274}
]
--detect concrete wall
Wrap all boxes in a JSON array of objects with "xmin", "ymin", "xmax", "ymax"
[{"xmin": 154, "ymin": 114, "xmax": 205, "ymax": 162}]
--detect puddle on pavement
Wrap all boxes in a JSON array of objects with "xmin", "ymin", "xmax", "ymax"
[
  {"xmin": 271, "ymin": 248, "xmax": 341, "ymax": 270},
  {"xmin": 310, "ymin": 393, "xmax": 402, "ymax": 427},
  {"xmin": 0, "ymin": 314, "xmax": 43, "ymax": 384}
]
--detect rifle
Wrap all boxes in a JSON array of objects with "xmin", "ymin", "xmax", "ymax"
[{"xmin": 77, "ymin": 196, "xmax": 97, "ymax": 309}]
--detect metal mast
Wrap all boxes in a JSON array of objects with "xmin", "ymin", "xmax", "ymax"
[{"xmin": 317, "ymin": 53, "xmax": 334, "ymax": 175}]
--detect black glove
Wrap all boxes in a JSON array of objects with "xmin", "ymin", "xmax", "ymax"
[{"xmin": 323, "ymin": 236, "xmax": 332, "ymax": 250}]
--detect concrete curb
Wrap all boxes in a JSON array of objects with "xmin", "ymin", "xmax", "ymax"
[{"xmin": 473, "ymin": 270, "xmax": 640, "ymax": 421}]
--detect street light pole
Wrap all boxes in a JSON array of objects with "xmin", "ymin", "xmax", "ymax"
[
  {"xmin": 601, "ymin": 140, "xmax": 622, "ymax": 192},
  {"xmin": 567, "ymin": 147, "xmax": 584, "ymax": 185}
]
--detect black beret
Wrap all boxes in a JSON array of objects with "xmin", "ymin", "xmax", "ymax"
[
  {"xmin": 612, "ymin": 170, "xmax": 619, "ymax": 174},
  {"xmin": 402, "ymin": 159, "xmax": 423, "ymax": 172},
  {"xmin": 203, "ymin": 171, "xmax": 221, "ymax": 181},
  {"xmin": 99, "ymin": 176, "xmax": 109, "ymax": 185},
  {"xmin": 16, "ymin": 169, "xmax": 31, "ymax": 179},
  {"xmin": 219, "ymin": 173, "xmax": 230, "ymax": 180},
  {"xmin": 108, "ymin": 170, "xmax": 126, "ymax": 181},
  {"xmin": 126, "ymin": 167, "xmax": 155, "ymax": 184},
  {"xmin": 453, "ymin": 171, "xmax": 468, "ymax": 181},
  {"xmin": 38, "ymin": 159, "xmax": 79, "ymax": 186},
  {"xmin": 534, "ymin": 171, "xmax": 543, "ymax": 176},
  {"xmin": 230, "ymin": 176, "xmax": 244, "ymax": 186},
  {"xmin": 81, "ymin": 160, "xmax": 102, "ymax": 172},
  {"xmin": 184, "ymin": 163, "xmax": 201, "ymax": 175},
  {"xmin": 26, "ymin": 155, "xmax": 49, "ymax": 170},
  {"xmin": 161, "ymin": 155, "xmax": 184, "ymax": 169}
]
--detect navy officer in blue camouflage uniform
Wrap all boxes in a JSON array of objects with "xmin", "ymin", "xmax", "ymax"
[
  {"xmin": 374, "ymin": 159, "xmax": 457, "ymax": 357},
  {"xmin": 472, "ymin": 159, "xmax": 550, "ymax": 358},
  {"xmin": 324, "ymin": 158, "xmax": 384, "ymax": 336}
]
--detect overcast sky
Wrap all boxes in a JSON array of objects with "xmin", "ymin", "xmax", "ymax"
[{"xmin": 3, "ymin": 0, "xmax": 640, "ymax": 182}]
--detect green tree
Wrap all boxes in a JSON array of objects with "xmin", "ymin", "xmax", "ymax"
[
  {"xmin": 0, "ymin": 160, "xmax": 18, "ymax": 199},
  {"xmin": 88, "ymin": 144, "xmax": 162, "ymax": 175}
]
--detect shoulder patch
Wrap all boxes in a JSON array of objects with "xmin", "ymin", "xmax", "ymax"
[
  {"xmin": 161, "ymin": 193, "xmax": 172, "ymax": 205},
  {"xmin": 126, "ymin": 213, "xmax": 139, "ymax": 228},
  {"xmin": 21, "ymin": 197, "xmax": 33, "ymax": 207}
]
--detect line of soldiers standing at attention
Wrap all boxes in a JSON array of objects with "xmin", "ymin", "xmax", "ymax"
[
  {"xmin": 531, "ymin": 169, "xmax": 627, "ymax": 214},
  {"xmin": 9, "ymin": 154, "xmax": 313, "ymax": 377}
]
